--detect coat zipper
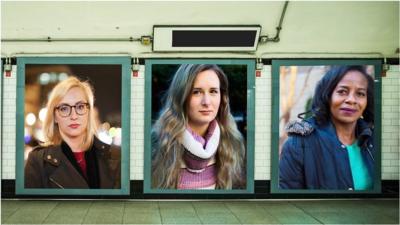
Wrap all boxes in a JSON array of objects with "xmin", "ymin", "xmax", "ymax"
[
  {"xmin": 49, "ymin": 177, "xmax": 65, "ymax": 189},
  {"xmin": 366, "ymin": 146, "xmax": 374, "ymax": 161}
]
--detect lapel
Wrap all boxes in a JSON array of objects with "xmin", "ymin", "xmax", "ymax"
[
  {"xmin": 43, "ymin": 146, "xmax": 89, "ymax": 189},
  {"xmin": 93, "ymin": 139, "xmax": 114, "ymax": 188}
]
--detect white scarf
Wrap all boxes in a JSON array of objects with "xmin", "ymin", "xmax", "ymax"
[{"xmin": 181, "ymin": 122, "xmax": 220, "ymax": 159}]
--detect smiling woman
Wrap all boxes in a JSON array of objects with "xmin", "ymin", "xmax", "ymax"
[
  {"xmin": 24, "ymin": 77, "xmax": 121, "ymax": 189},
  {"xmin": 329, "ymin": 70, "xmax": 368, "ymax": 144},
  {"xmin": 279, "ymin": 66, "xmax": 375, "ymax": 190}
]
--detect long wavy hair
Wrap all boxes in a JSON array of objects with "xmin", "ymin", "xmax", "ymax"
[
  {"xmin": 311, "ymin": 65, "xmax": 374, "ymax": 126},
  {"xmin": 42, "ymin": 76, "xmax": 97, "ymax": 151},
  {"xmin": 151, "ymin": 64, "xmax": 246, "ymax": 189}
]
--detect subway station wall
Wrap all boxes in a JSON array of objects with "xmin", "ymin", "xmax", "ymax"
[{"xmin": 1, "ymin": 1, "xmax": 399, "ymax": 184}]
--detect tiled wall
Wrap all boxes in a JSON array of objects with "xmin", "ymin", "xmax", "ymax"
[
  {"xmin": 130, "ymin": 66, "xmax": 145, "ymax": 180},
  {"xmin": 2, "ymin": 66, "xmax": 17, "ymax": 179},
  {"xmin": 1, "ymin": 64, "xmax": 399, "ymax": 181},
  {"xmin": 255, "ymin": 66, "xmax": 271, "ymax": 180},
  {"xmin": 381, "ymin": 65, "xmax": 400, "ymax": 180}
]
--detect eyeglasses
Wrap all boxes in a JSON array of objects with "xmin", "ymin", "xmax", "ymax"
[{"xmin": 55, "ymin": 103, "xmax": 90, "ymax": 117}]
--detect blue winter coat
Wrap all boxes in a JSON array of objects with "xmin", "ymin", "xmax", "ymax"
[{"xmin": 279, "ymin": 118, "xmax": 375, "ymax": 190}]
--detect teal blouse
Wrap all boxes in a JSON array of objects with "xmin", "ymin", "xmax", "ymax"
[{"xmin": 346, "ymin": 142, "xmax": 373, "ymax": 190}]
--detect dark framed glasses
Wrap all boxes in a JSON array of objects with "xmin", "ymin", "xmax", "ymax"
[{"xmin": 55, "ymin": 102, "xmax": 90, "ymax": 117}]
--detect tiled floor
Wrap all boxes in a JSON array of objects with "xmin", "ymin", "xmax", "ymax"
[{"xmin": 1, "ymin": 199, "xmax": 399, "ymax": 224}]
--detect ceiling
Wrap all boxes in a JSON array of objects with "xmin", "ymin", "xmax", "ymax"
[{"xmin": 1, "ymin": 1, "xmax": 399, "ymax": 58}]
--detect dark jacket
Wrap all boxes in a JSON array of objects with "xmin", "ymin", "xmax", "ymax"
[
  {"xmin": 25, "ymin": 137, "xmax": 121, "ymax": 189},
  {"xmin": 279, "ymin": 118, "xmax": 375, "ymax": 190}
]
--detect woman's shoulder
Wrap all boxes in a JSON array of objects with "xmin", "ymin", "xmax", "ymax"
[
  {"xmin": 282, "ymin": 119, "xmax": 319, "ymax": 155},
  {"xmin": 30, "ymin": 144, "xmax": 59, "ymax": 154},
  {"xmin": 285, "ymin": 119, "xmax": 315, "ymax": 137},
  {"xmin": 93, "ymin": 137, "xmax": 121, "ymax": 159},
  {"xmin": 27, "ymin": 144, "xmax": 62, "ymax": 166}
]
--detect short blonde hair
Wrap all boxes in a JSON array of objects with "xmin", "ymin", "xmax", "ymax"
[{"xmin": 42, "ymin": 76, "xmax": 97, "ymax": 150}]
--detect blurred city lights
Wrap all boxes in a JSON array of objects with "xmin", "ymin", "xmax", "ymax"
[
  {"xmin": 50, "ymin": 72, "xmax": 58, "ymax": 82},
  {"xmin": 26, "ymin": 113, "xmax": 36, "ymax": 126},
  {"xmin": 39, "ymin": 72, "xmax": 70, "ymax": 85},
  {"xmin": 39, "ymin": 73, "xmax": 51, "ymax": 85},
  {"xmin": 34, "ymin": 128, "xmax": 45, "ymax": 142},
  {"xmin": 39, "ymin": 108, "xmax": 47, "ymax": 122},
  {"xmin": 98, "ymin": 130, "xmax": 112, "ymax": 145},
  {"xmin": 109, "ymin": 127, "xmax": 117, "ymax": 138},
  {"xmin": 97, "ymin": 126, "xmax": 122, "ymax": 146},
  {"xmin": 24, "ymin": 127, "xmax": 32, "ymax": 144},
  {"xmin": 59, "ymin": 72, "xmax": 69, "ymax": 81}
]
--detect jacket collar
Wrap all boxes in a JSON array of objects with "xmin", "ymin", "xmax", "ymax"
[
  {"xmin": 93, "ymin": 137, "xmax": 114, "ymax": 188},
  {"xmin": 43, "ymin": 136, "xmax": 115, "ymax": 189},
  {"xmin": 312, "ymin": 117, "xmax": 373, "ymax": 147},
  {"xmin": 43, "ymin": 145, "xmax": 89, "ymax": 188},
  {"xmin": 355, "ymin": 119, "xmax": 373, "ymax": 147}
]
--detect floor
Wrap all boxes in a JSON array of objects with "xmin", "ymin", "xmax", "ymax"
[{"xmin": 1, "ymin": 199, "xmax": 399, "ymax": 224}]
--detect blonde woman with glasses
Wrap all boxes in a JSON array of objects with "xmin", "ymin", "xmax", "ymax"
[{"xmin": 25, "ymin": 76, "xmax": 120, "ymax": 189}]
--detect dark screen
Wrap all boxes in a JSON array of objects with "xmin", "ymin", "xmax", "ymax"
[{"xmin": 172, "ymin": 30, "xmax": 257, "ymax": 47}]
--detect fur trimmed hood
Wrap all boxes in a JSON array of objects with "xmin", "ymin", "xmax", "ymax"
[{"xmin": 285, "ymin": 120, "xmax": 314, "ymax": 136}]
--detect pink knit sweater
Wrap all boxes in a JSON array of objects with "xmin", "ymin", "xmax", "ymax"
[{"xmin": 178, "ymin": 122, "xmax": 218, "ymax": 189}]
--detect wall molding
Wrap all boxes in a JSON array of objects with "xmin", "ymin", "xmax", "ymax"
[{"xmin": 2, "ymin": 180, "xmax": 398, "ymax": 199}]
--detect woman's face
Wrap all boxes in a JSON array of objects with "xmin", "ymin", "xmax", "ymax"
[
  {"xmin": 187, "ymin": 69, "xmax": 221, "ymax": 133},
  {"xmin": 54, "ymin": 87, "xmax": 89, "ymax": 140},
  {"xmin": 330, "ymin": 70, "xmax": 368, "ymax": 127}
]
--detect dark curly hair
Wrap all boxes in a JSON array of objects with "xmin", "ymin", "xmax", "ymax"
[{"xmin": 310, "ymin": 65, "xmax": 374, "ymax": 126}]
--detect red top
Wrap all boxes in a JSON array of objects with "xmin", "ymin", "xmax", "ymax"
[{"xmin": 73, "ymin": 151, "xmax": 87, "ymax": 178}]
